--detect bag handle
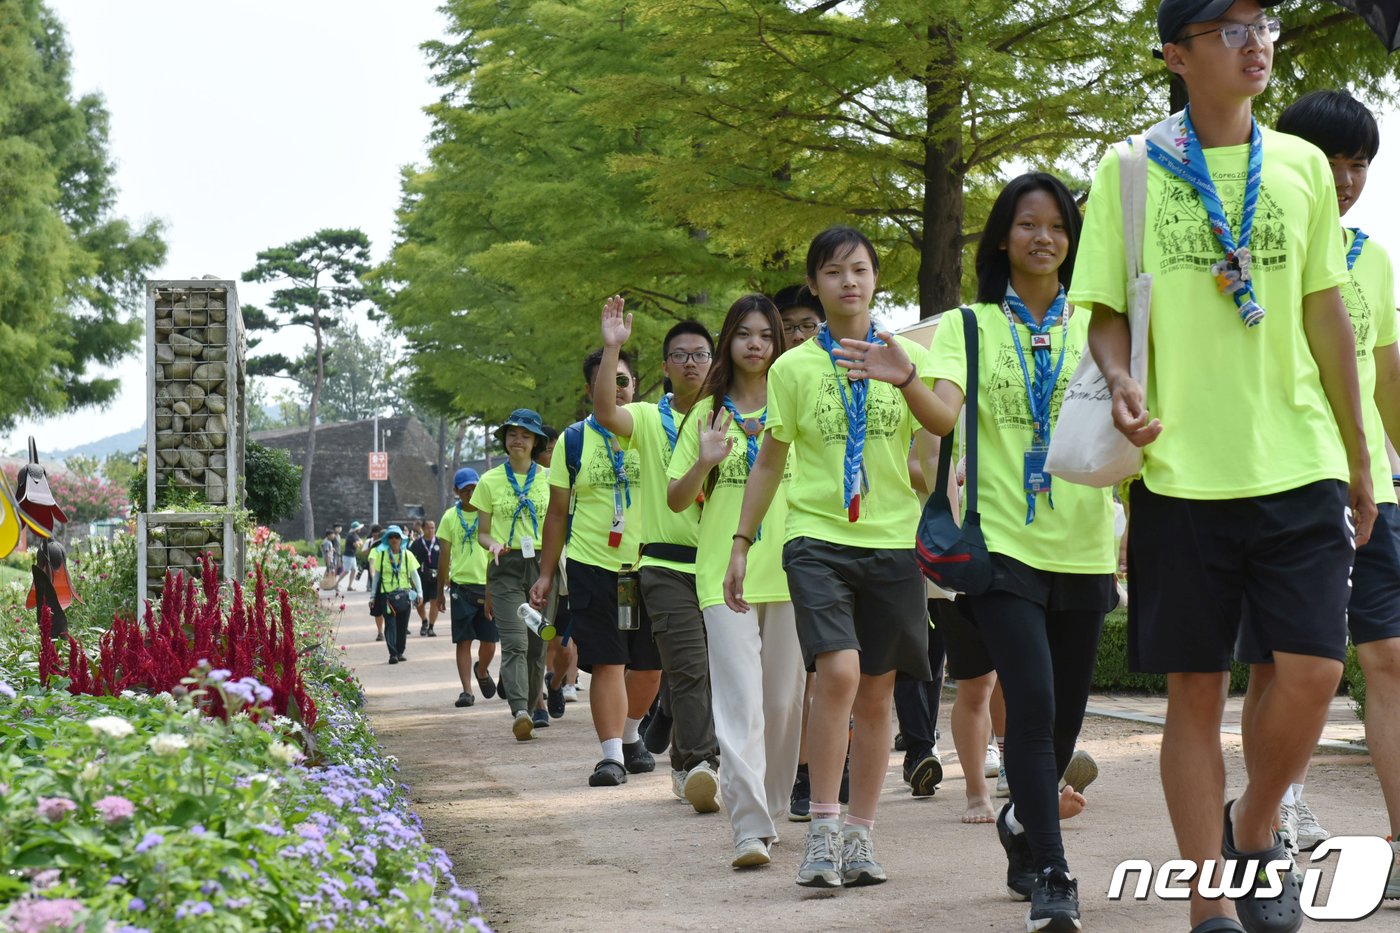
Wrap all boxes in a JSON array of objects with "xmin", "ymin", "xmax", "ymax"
[
  {"xmin": 934, "ymin": 307, "xmax": 979, "ymax": 517},
  {"xmin": 1117, "ymin": 134, "xmax": 1148, "ymax": 282}
]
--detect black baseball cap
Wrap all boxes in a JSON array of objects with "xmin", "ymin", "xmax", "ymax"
[{"xmin": 1157, "ymin": 0, "xmax": 1285, "ymax": 45}]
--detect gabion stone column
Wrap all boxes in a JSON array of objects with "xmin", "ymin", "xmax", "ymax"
[{"xmin": 140, "ymin": 279, "xmax": 247, "ymax": 604}]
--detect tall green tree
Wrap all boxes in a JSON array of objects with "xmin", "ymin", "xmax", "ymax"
[
  {"xmin": 243, "ymin": 229, "xmax": 374, "ymax": 541},
  {"xmin": 0, "ymin": 0, "xmax": 166, "ymax": 426}
]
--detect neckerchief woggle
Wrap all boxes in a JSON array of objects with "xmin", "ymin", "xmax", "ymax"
[
  {"xmin": 816, "ymin": 323, "xmax": 880, "ymax": 521},
  {"xmin": 587, "ymin": 416, "xmax": 631, "ymax": 547},
  {"xmin": 1348, "ymin": 228, "xmax": 1368, "ymax": 271},
  {"xmin": 722, "ymin": 395, "xmax": 767, "ymax": 540},
  {"xmin": 1145, "ymin": 106, "xmax": 1266, "ymax": 328},
  {"xmin": 504, "ymin": 461, "xmax": 540, "ymax": 546},
  {"xmin": 657, "ymin": 394, "xmax": 679, "ymax": 451},
  {"xmin": 454, "ymin": 503, "xmax": 478, "ymax": 555},
  {"xmin": 1003, "ymin": 285, "xmax": 1069, "ymax": 524}
]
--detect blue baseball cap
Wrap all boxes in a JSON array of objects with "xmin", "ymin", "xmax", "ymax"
[
  {"xmin": 496, "ymin": 408, "xmax": 546, "ymax": 444},
  {"xmin": 453, "ymin": 467, "xmax": 480, "ymax": 490}
]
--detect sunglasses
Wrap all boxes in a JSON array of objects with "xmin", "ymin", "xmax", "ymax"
[{"xmin": 614, "ymin": 373, "xmax": 634, "ymax": 388}]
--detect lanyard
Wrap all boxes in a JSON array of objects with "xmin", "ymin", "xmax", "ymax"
[
  {"xmin": 1003, "ymin": 288, "xmax": 1069, "ymax": 524},
  {"xmin": 1146, "ymin": 105, "xmax": 1266, "ymax": 328},
  {"xmin": 720, "ymin": 397, "xmax": 765, "ymax": 471},
  {"xmin": 657, "ymin": 394, "xmax": 679, "ymax": 451},
  {"xmin": 587, "ymin": 416, "xmax": 632, "ymax": 522},
  {"xmin": 505, "ymin": 462, "xmax": 540, "ymax": 544},
  {"xmin": 816, "ymin": 323, "xmax": 879, "ymax": 521},
  {"xmin": 1347, "ymin": 228, "xmax": 1368, "ymax": 271},
  {"xmin": 455, "ymin": 503, "xmax": 478, "ymax": 554}
]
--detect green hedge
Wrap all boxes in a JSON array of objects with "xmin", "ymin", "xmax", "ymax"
[
  {"xmin": 1346, "ymin": 642, "xmax": 1366, "ymax": 722},
  {"xmin": 1092, "ymin": 607, "xmax": 1250, "ymax": 694}
]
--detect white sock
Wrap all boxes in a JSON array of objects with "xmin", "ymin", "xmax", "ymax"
[
  {"xmin": 601, "ymin": 738, "xmax": 624, "ymax": 764},
  {"xmin": 622, "ymin": 717, "xmax": 643, "ymax": 744},
  {"xmin": 1290, "ymin": 783, "xmax": 1305, "ymax": 805},
  {"xmin": 1005, "ymin": 804, "xmax": 1024, "ymax": 835}
]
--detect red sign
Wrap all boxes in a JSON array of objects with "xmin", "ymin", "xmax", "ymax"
[{"xmin": 368, "ymin": 452, "xmax": 388, "ymax": 481}]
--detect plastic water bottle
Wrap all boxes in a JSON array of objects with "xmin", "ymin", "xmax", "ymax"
[{"xmin": 517, "ymin": 603, "xmax": 556, "ymax": 641}]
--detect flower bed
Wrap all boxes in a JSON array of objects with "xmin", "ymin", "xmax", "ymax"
[{"xmin": 0, "ymin": 529, "xmax": 489, "ymax": 933}]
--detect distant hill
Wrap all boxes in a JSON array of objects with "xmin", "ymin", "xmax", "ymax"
[{"xmin": 42, "ymin": 426, "xmax": 146, "ymax": 461}]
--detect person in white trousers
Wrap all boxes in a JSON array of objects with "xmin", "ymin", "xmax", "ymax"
[{"xmin": 668, "ymin": 294, "xmax": 805, "ymax": 869}]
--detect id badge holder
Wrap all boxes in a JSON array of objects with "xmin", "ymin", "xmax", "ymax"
[
  {"xmin": 521, "ymin": 536, "xmax": 536, "ymax": 559},
  {"xmin": 1024, "ymin": 445, "xmax": 1052, "ymax": 496},
  {"xmin": 608, "ymin": 487, "xmax": 625, "ymax": 548}
]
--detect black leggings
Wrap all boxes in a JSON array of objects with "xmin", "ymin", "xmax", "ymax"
[{"xmin": 965, "ymin": 590, "xmax": 1104, "ymax": 873}]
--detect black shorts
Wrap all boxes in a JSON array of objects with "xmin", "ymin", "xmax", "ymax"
[
  {"xmin": 781, "ymin": 537, "xmax": 930, "ymax": 680},
  {"xmin": 933, "ymin": 597, "xmax": 994, "ymax": 681},
  {"xmin": 566, "ymin": 561, "xmax": 662, "ymax": 673},
  {"xmin": 420, "ymin": 572, "xmax": 440, "ymax": 601},
  {"xmin": 449, "ymin": 582, "xmax": 498, "ymax": 644},
  {"xmin": 1128, "ymin": 479, "xmax": 1353, "ymax": 673}
]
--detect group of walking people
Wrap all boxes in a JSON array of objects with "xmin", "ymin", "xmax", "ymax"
[{"xmin": 372, "ymin": 2, "xmax": 1400, "ymax": 930}]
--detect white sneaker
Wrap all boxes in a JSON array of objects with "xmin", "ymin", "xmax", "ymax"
[
  {"xmin": 684, "ymin": 761, "xmax": 720, "ymax": 814},
  {"xmin": 511, "ymin": 710, "xmax": 533, "ymax": 742},
  {"xmin": 732, "ymin": 836, "xmax": 770, "ymax": 869},
  {"xmin": 561, "ymin": 685, "xmax": 578, "ymax": 703},
  {"xmin": 985, "ymin": 743, "xmax": 1001, "ymax": 778},
  {"xmin": 1292, "ymin": 795, "xmax": 1330, "ymax": 851},
  {"xmin": 671, "ymin": 769, "xmax": 686, "ymax": 801},
  {"xmin": 1278, "ymin": 803, "xmax": 1299, "ymax": 856},
  {"xmin": 996, "ymin": 762, "xmax": 1011, "ymax": 798}
]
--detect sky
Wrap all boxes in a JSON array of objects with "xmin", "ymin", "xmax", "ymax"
[{"xmin": 7, "ymin": 2, "xmax": 1400, "ymax": 455}]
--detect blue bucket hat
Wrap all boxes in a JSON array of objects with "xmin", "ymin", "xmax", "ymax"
[
  {"xmin": 495, "ymin": 408, "xmax": 546, "ymax": 446},
  {"xmin": 453, "ymin": 467, "xmax": 480, "ymax": 490},
  {"xmin": 377, "ymin": 525, "xmax": 405, "ymax": 551}
]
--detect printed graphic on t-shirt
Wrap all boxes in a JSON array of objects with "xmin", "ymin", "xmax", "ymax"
[
  {"xmin": 1153, "ymin": 173, "xmax": 1288, "ymax": 276},
  {"xmin": 713, "ymin": 439, "xmax": 793, "ymax": 489},
  {"xmin": 1343, "ymin": 272, "xmax": 1374, "ymax": 359},
  {"xmin": 983, "ymin": 329, "xmax": 1085, "ymax": 432},
  {"xmin": 584, "ymin": 441, "xmax": 642, "ymax": 490},
  {"xmin": 813, "ymin": 373, "xmax": 904, "ymax": 448}
]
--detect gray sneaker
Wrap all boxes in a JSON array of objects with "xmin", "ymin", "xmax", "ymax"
[
  {"xmin": 1386, "ymin": 839, "xmax": 1400, "ymax": 900},
  {"xmin": 841, "ymin": 828, "xmax": 887, "ymax": 887},
  {"xmin": 796, "ymin": 822, "xmax": 844, "ymax": 888},
  {"xmin": 1292, "ymin": 796, "xmax": 1330, "ymax": 851},
  {"xmin": 1059, "ymin": 749, "xmax": 1098, "ymax": 794},
  {"xmin": 684, "ymin": 761, "xmax": 720, "ymax": 814},
  {"xmin": 1278, "ymin": 802, "xmax": 1299, "ymax": 856}
]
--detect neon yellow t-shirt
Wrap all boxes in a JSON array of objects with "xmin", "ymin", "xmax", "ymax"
[
  {"xmin": 438, "ymin": 504, "xmax": 488, "ymax": 585},
  {"xmin": 668, "ymin": 396, "xmax": 792, "ymax": 608},
  {"xmin": 1069, "ymin": 127, "xmax": 1351, "ymax": 499},
  {"xmin": 470, "ymin": 462, "xmax": 552, "ymax": 549},
  {"xmin": 548, "ymin": 420, "xmax": 642, "ymax": 571},
  {"xmin": 766, "ymin": 333, "xmax": 931, "ymax": 549},
  {"xmin": 619, "ymin": 401, "xmax": 700, "ymax": 573},
  {"xmin": 928, "ymin": 303, "xmax": 1114, "ymax": 573},
  {"xmin": 370, "ymin": 547, "xmax": 420, "ymax": 592},
  {"xmin": 1345, "ymin": 228, "xmax": 1399, "ymax": 506}
]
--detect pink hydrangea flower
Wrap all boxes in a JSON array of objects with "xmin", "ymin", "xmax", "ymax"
[
  {"xmin": 5, "ymin": 895, "xmax": 85, "ymax": 932},
  {"xmin": 94, "ymin": 795, "xmax": 135, "ymax": 825},
  {"xmin": 35, "ymin": 797, "xmax": 77, "ymax": 822}
]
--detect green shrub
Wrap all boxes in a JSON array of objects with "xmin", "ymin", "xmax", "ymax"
[
  {"xmin": 1346, "ymin": 641, "xmax": 1366, "ymax": 722},
  {"xmin": 1093, "ymin": 607, "xmax": 1250, "ymax": 694},
  {"xmin": 245, "ymin": 442, "xmax": 301, "ymax": 526}
]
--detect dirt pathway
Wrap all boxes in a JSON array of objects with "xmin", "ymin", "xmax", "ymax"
[{"xmin": 334, "ymin": 592, "xmax": 1391, "ymax": 932}]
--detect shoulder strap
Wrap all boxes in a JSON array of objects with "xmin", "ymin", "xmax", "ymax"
[
  {"xmin": 934, "ymin": 307, "xmax": 979, "ymax": 516},
  {"xmin": 563, "ymin": 419, "xmax": 587, "ymax": 541},
  {"xmin": 1116, "ymin": 135, "xmax": 1148, "ymax": 282}
]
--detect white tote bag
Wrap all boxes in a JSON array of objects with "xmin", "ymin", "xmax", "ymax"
[{"xmin": 1046, "ymin": 135, "xmax": 1151, "ymax": 488}]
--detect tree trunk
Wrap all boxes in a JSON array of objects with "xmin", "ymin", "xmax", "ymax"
[
  {"xmin": 918, "ymin": 24, "xmax": 965, "ymax": 319},
  {"xmin": 451, "ymin": 421, "xmax": 466, "ymax": 480},
  {"xmin": 483, "ymin": 418, "xmax": 493, "ymax": 470},
  {"xmin": 436, "ymin": 413, "xmax": 450, "ymax": 514},
  {"xmin": 302, "ymin": 312, "xmax": 324, "ymax": 542}
]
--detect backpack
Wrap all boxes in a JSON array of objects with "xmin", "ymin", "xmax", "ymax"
[{"xmin": 562, "ymin": 419, "xmax": 586, "ymax": 541}]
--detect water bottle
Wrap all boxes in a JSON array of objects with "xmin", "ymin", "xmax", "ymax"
[
  {"xmin": 616, "ymin": 572, "xmax": 640, "ymax": 631},
  {"xmin": 517, "ymin": 603, "xmax": 556, "ymax": 641}
]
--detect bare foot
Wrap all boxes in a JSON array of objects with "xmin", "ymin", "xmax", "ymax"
[
  {"xmin": 1059, "ymin": 785, "xmax": 1086, "ymax": 820},
  {"xmin": 962, "ymin": 795, "xmax": 996, "ymax": 824}
]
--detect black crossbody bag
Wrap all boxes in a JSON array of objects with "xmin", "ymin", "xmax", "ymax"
[{"xmin": 915, "ymin": 306, "xmax": 993, "ymax": 595}]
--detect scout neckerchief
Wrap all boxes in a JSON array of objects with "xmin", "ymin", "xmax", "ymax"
[
  {"xmin": 721, "ymin": 394, "xmax": 767, "ymax": 540},
  {"xmin": 504, "ymin": 460, "xmax": 540, "ymax": 548},
  {"xmin": 816, "ymin": 323, "xmax": 882, "ymax": 522},
  {"xmin": 454, "ymin": 503, "xmax": 478, "ymax": 555},
  {"xmin": 1003, "ymin": 286, "xmax": 1069, "ymax": 524},
  {"xmin": 1145, "ymin": 106, "xmax": 1265, "ymax": 328},
  {"xmin": 587, "ymin": 416, "xmax": 631, "ymax": 547},
  {"xmin": 383, "ymin": 547, "xmax": 406, "ymax": 589},
  {"xmin": 1348, "ymin": 228, "xmax": 1369, "ymax": 271},
  {"xmin": 657, "ymin": 393, "xmax": 679, "ymax": 451}
]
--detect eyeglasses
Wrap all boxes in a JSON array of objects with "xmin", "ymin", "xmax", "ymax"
[
  {"xmin": 614, "ymin": 373, "xmax": 633, "ymax": 388},
  {"xmin": 1176, "ymin": 17, "xmax": 1281, "ymax": 48},
  {"xmin": 665, "ymin": 350, "xmax": 713, "ymax": 364},
  {"xmin": 783, "ymin": 321, "xmax": 820, "ymax": 337}
]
